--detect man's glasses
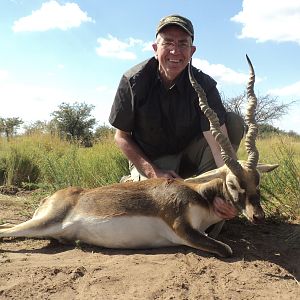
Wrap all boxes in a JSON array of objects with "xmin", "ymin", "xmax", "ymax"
[{"xmin": 159, "ymin": 40, "xmax": 192, "ymax": 50}]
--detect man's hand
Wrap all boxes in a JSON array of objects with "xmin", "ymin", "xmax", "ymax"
[
  {"xmin": 115, "ymin": 129, "xmax": 181, "ymax": 180},
  {"xmin": 151, "ymin": 168, "xmax": 181, "ymax": 179},
  {"xmin": 213, "ymin": 197, "xmax": 238, "ymax": 220}
]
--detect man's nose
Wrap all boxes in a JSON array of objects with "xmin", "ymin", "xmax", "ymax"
[{"xmin": 169, "ymin": 44, "xmax": 181, "ymax": 53}]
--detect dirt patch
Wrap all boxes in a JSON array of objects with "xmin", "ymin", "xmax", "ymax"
[{"xmin": 0, "ymin": 194, "xmax": 299, "ymax": 300}]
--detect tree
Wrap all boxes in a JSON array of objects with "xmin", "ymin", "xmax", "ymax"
[
  {"xmin": 50, "ymin": 102, "xmax": 96, "ymax": 146},
  {"xmin": 94, "ymin": 124, "xmax": 115, "ymax": 141},
  {"xmin": 0, "ymin": 117, "xmax": 23, "ymax": 141},
  {"xmin": 222, "ymin": 92, "xmax": 295, "ymax": 124},
  {"xmin": 23, "ymin": 120, "xmax": 49, "ymax": 135}
]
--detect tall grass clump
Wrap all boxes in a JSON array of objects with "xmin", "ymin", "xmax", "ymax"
[
  {"xmin": 1, "ymin": 132, "xmax": 299, "ymax": 221},
  {"xmin": 0, "ymin": 133, "xmax": 128, "ymax": 191},
  {"xmin": 39, "ymin": 138, "xmax": 128, "ymax": 189},
  {"xmin": 0, "ymin": 137, "xmax": 40, "ymax": 186},
  {"xmin": 260, "ymin": 138, "xmax": 300, "ymax": 220},
  {"xmin": 239, "ymin": 135, "xmax": 300, "ymax": 220}
]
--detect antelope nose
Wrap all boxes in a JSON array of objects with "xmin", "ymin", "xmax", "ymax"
[{"xmin": 253, "ymin": 211, "xmax": 265, "ymax": 224}]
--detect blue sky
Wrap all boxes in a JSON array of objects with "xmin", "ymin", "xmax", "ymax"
[{"xmin": 1, "ymin": 0, "xmax": 300, "ymax": 133}]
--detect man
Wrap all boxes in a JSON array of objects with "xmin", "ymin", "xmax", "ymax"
[{"xmin": 109, "ymin": 15, "xmax": 244, "ymax": 220}]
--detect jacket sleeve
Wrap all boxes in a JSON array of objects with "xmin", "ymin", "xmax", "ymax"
[{"xmin": 109, "ymin": 75, "xmax": 134, "ymax": 132}]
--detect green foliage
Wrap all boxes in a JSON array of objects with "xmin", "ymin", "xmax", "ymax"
[
  {"xmin": 0, "ymin": 139, "xmax": 40, "ymax": 186},
  {"xmin": 222, "ymin": 92, "xmax": 295, "ymax": 125},
  {"xmin": 5, "ymin": 148, "xmax": 40, "ymax": 186},
  {"xmin": 36, "ymin": 139, "xmax": 128, "ymax": 190},
  {"xmin": 0, "ymin": 117, "xmax": 23, "ymax": 141},
  {"xmin": 23, "ymin": 120, "xmax": 49, "ymax": 135},
  {"xmin": 258, "ymin": 123, "xmax": 281, "ymax": 138},
  {"xmin": 258, "ymin": 123, "xmax": 300, "ymax": 139},
  {"xmin": 238, "ymin": 135, "xmax": 299, "ymax": 219},
  {"xmin": 94, "ymin": 124, "xmax": 115, "ymax": 141},
  {"xmin": 0, "ymin": 133, "xmax": 299, "ymax": 220},
  {"xmin": 50, "ymin": 102, "xmax": 96, "ymax": 146},
  {"xmin": 259, "ymin": 139, "xmax": 300, "ymax": 220},
  {"xmin": 0, "ymin": 133, "xmax": 128, "ymax": 191}
]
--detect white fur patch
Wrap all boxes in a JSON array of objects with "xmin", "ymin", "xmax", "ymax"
[
  {"xmin": 63, "ymin": 215, "xmax": 188, "ymax": 249},
  {"xmin": 187, "ymin": 204, "xmax": 221, "ymax": 232},
  {"xmin": 226, "ymin": 175, "xmax": 245, "ymax": 200}
]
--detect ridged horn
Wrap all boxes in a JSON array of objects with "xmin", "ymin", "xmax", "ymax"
[
  {"xmin": 244, "ymin": 55, "xmax": 259, "ymax": 169},
  {"xmin": 188, "ymin": 60, "xmax": 243, "ymax": 177}
]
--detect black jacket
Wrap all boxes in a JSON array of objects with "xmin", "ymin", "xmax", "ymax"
[{"xmin": 109, "ymin": 57, "xmax": 226, "ymax": 159}]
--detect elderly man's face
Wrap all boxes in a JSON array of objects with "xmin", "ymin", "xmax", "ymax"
[{"xmin": 153, "ymin": 26, "xmax": 196, "ymax": 86}]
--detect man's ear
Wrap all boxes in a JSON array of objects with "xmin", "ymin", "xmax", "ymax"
[
  {"xmin": 152, "ymin": 43, "xmax": 158, "ymax": 59},
  {"xmin": 191, "ymin": 45, "xmax": 196, "ymax": 56}
]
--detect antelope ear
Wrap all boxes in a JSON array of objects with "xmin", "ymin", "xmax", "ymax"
[
  {"xmin": 256, "ymin": 163, "xmax": 279, "ymax": 173},
  {"xmin": 184, "ymin": 168, "xmax": 223, "ymax": 183}
]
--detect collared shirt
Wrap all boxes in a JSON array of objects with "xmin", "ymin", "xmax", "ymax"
[{"xmin": 109, "ymin": 57, "xmax": 226, "ymax": 159}]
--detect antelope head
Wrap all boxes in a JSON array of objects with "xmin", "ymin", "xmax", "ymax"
[{"xmin": 185, "ymin": 55, "xmax": 278, "ymax": 224}]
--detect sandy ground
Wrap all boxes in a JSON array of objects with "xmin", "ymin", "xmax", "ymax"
[{"xmin": 0, "ymin": 193, "xmax": 299, "ymax": 300}]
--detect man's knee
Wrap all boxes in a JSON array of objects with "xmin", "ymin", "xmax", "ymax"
[{"xmin": 225, "ymin": 112, "xmax": 245, "ymax": 150}]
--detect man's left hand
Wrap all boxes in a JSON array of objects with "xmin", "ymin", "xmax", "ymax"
[{"xmin": 213, "ymin": 197, "xmax": 238, "ymax": 220}]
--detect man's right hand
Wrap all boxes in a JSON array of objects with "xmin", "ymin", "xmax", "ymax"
[
  {"xmin": 114, "ymin": 129, "xmax": 181, "ymax": 180},
  {"xmin": 150, "ymin": 168, "xmax": 181, "ymax": 179}
]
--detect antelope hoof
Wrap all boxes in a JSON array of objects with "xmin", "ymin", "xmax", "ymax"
[{"xmin": 217, "ymin": 243, "xmax": 233, "ymax": 258}]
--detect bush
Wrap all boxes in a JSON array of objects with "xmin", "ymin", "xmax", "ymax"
[
  {"xmin": 0, "ymin": 142, "xmax": 40, "ymax": 186},
  {"xmin": 260, "ymin": 139, "xmax": 300, "ymax": 220},
  {"xmin": 0, "ymin": 133, "xmax": 298, "ymax": 221},
  {"xmin": 0, "ymin": 133, "xmax": 128, "ymax": 190},
  {"xmin": 237, "ymin": 135, "xmax": 299, "ymax": 219}
]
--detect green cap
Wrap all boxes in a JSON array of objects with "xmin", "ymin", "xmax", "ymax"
[{"xmin": 156, "ymin": 15, "xmax": 194, "ymax": 41}]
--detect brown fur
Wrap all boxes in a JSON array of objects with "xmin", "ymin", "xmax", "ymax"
[{"xmin": 0, "ymin": 164, "xmax": 278, "ymax": 258}]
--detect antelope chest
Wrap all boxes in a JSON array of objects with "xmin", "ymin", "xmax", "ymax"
[
  {"xmin": 187, "ymin": 203, "xmax": 220, "ymax": 231},
  {"xmin": 62, "ymin": 215, "xmax": 188, "ymax": 249}
]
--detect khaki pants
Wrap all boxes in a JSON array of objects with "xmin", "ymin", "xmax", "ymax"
[{"xmin": 127, "ymin": 112, "xmax": 245, "ymax": 182}]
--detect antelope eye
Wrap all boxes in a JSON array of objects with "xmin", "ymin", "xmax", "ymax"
[{"xmin": 228, "ymin": 183, "xmax": 236, "ymax": 190}]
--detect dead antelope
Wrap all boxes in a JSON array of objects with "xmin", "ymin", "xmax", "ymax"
[{"xmin": 0, "ymin": 56, "xmax": 278, "ymax": 257}]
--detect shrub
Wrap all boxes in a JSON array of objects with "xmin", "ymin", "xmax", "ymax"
[{"xmin": 260, "ymin": 138, "xmax": 300, "ymax": 220}]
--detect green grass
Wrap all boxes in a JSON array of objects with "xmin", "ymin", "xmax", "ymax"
[
  {"xmin": 0, "ymin": 133, "xmax": 128, "ymax": 190},
  {"xmin": 0, "ymin": 133, "xmax": 299, "ymax": 220},
  {"xmin": 38, "ymin": 140, "xmax": 129, "ymax": 189},
  {"xmin": 238, "ymin": 135, "xmax": 300, "ymax": 220}
]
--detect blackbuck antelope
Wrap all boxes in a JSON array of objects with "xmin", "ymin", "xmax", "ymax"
[{"xmin": 0, "ymin": 56, "xmax": 278, "ymax": 257}]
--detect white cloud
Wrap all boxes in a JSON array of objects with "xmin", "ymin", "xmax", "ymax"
[
  {"xmin": 93, "ymin": 85, "xmax": 117, "ymax": 124},
  {"xmin": 274, "ymin": 108, "xmax": 300, "ymax": 134},
  {"xmin": 96, "ymin": 85, "xmax": 112, "ymax": 93},
  {"xmin": 0, "ymin": 81, "xmax": 116, "ymax": 126},
  {"xmin": 0, "ymin": 70, "xmax": 9, "ymax": 80},
  {"xmin": 0, "ymin": 82, "xmax": 71, "ymax": 122},
  {"xmin": 12, "ymin": 0, "xmax": 93, "ymax": 32},
  {"xmin": 231, "ymin": 0, "xmax": 300, "ymax": 44},
  {"xmin": 96, "ymin": 34, "xmax": 146, "ymax": 60},
  {"xmin": 142, "ymin": 41, "xmax": 154, "ymax": 52},
  {"xmin": 267, "ymin": 81, "xmax": 300, "ymax": 133},
  {"xmin": 192, "ymin": 58, "xmax": 249, "ymax": 85},
  {"xmin": 268, "ymin": 80, "xmax": 300, "ymax": 97}
]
